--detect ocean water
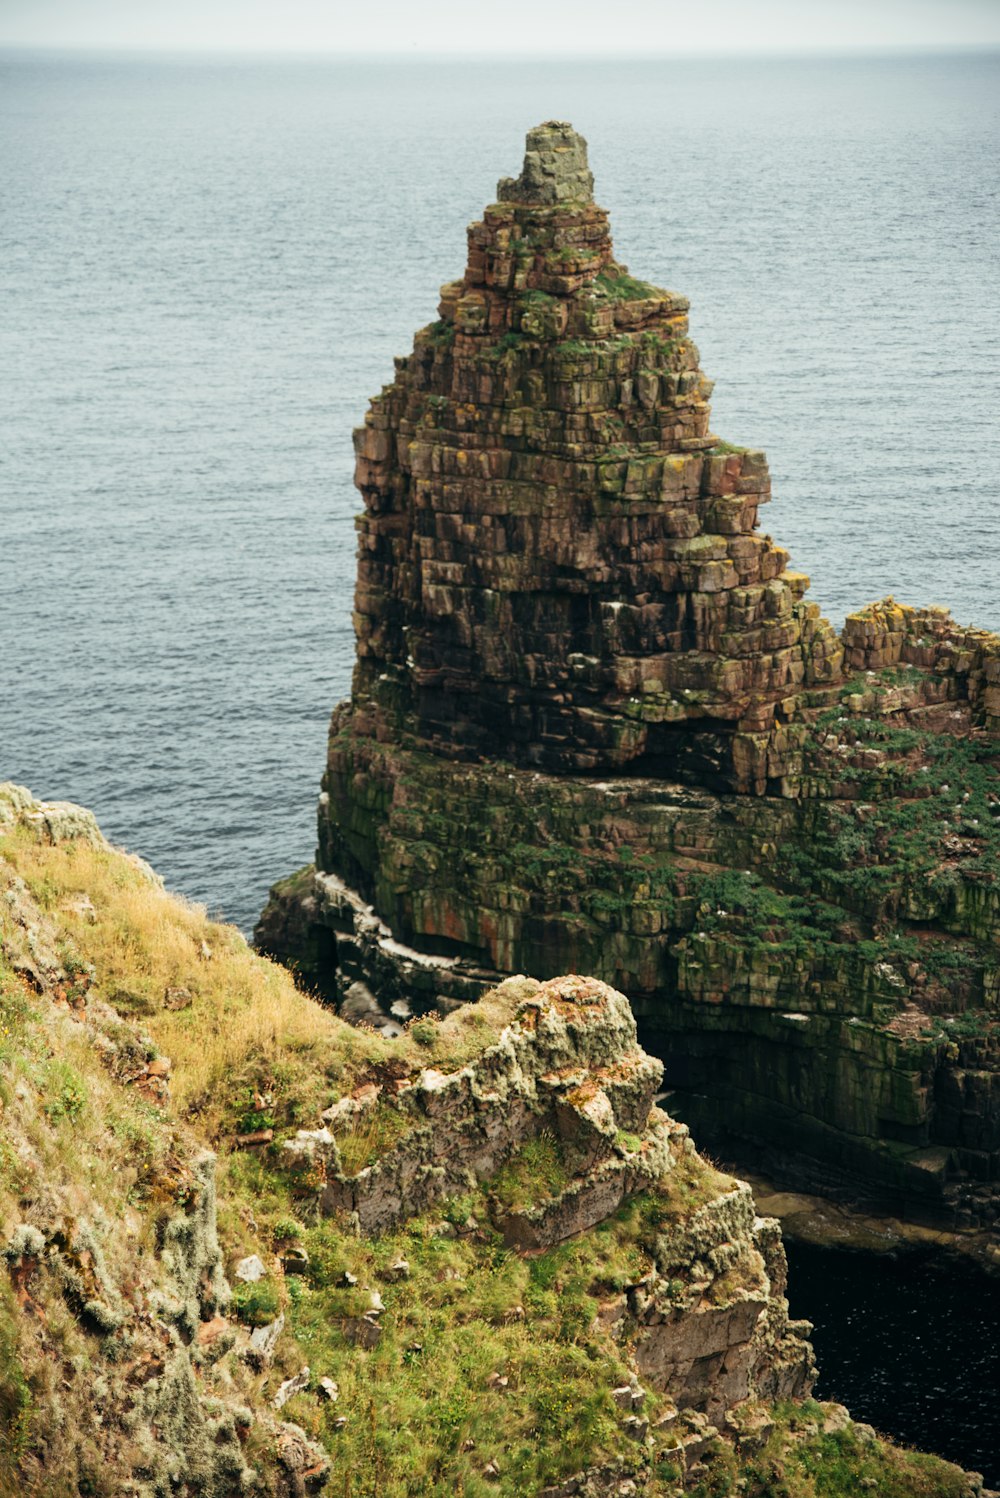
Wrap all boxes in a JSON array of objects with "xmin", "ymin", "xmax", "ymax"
[
  {"xmin": 2, "ymin": 50, "xmax": 999, "ymax": 930},
  {"xmin": 2, "ymin": 49, "xmax": 1000, "ymax": 1480},
  {"xmin": 786, "ymin": 1242, "xmax": 1000, "ymax": 1485}
]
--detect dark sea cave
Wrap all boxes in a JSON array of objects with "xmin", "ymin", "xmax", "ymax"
[{"xmin": 784, "ymin": 1241, "xmax": 1000, "ymax": 1487}]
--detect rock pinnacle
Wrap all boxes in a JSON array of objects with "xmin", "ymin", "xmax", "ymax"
[{"xmin": 496, "ymin": 120, "xmax": 595, "ymax": 205}]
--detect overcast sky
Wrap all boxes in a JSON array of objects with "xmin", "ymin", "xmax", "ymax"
[{"xmin": 2, "ymin": 0, "xmax": 999, "ymax": 56}]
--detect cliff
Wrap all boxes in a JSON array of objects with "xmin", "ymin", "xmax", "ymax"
[
  {"xmin": 257, "ymin": 122, "xmax": 1000, "ymax": 1231},
  {"xmin": 0, "ymin": 783, "xmax": 987, "ymax": 1496}
]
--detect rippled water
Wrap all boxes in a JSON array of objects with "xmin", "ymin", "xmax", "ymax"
[
  {"xmin": 3, "ymin": 50, "xmax": 1000, "ymax": 1480},
  {"xmin": 2, "ymin": 51, "xmax": 998, "ymax": 929},
  {"xmin": 786, "ymin": 1242, "xmax": 1000, "ymax": 1485}
]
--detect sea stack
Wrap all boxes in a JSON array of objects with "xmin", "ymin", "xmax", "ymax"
[
  {"xmin": 259, "ymin": 124, "xmax": 1000, "ymax": 1230},
  {"xmin": 346, "ymin": 119, "xmax": 842, "ymax": 790}
]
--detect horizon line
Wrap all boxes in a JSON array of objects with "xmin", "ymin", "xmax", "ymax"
[{"xmin": 2, "ymin": 41, "xmax": 999, "ymax": 62}]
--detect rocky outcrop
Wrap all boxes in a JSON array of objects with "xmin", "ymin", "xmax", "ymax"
[
  {"xmin": 258, "ymin": 122, "xmax": 1000, "ymax": 1233},
  {"xmin": 0, "ymin": 785, "xmax": 329, "ymax": 1497},
  {"xmin": 278, "ymin": 970, "xmax": 813, "ymax": 1440},
  {"xmin": 282, "ymin": 974, "xmax": 668, "ymax": 1238},
  {"xmin": 347, "ymin": 118, "xmax": 841, "ymax": 791},
  {"xmin": 4, "ymin": 787, "xmax": 993, "ymax": 1496}
]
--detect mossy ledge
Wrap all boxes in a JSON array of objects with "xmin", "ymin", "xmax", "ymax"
[
  {"xmin": 1, "ymin": 783, "xmax": 990, "ymax": 1495},
  {"xmin": 257, "ymin": 123, "xmax": 1000, "ymax": 1232}
]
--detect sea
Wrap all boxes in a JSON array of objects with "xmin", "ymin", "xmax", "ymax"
[
  {"xmin": 3, "ymin": 50, "xmax": 998, "ymax": 933},
  {"xmin": 2, "ymin": 50, "xmax": 999, "ymax": 1480}
]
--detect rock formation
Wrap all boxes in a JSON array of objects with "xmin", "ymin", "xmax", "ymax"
[
  {"xmin": 258, "ymin": 123, "xmax": 1000, "ymax": 1234},
  {"xmin": 3, "ymin": 784, "xmax": 991, "ymax": 1496}
]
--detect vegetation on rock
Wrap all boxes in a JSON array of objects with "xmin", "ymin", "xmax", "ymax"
[
  {"xmin": 257, "ymin": 124, "xmax": 1000, "ymax": 1231},
  {"xmin": 0, "ymin": 784, "xmax": 986, "ymax": 1495}
]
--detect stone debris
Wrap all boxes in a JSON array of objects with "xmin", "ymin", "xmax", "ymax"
[
  {"xmin": 246, "ymin": 1313, "xmax": 285, "ymax": 1369},
  {"xmin": 273, "ymin": 1366, "xmax": 310, "ymax": 1410},
  {"xmin": 279, "ymin": 1242, "xmax": 310, "ymax": 1275},
  {"xmin": 274, "ymin": 1422, "xmax": 330, "ymax": 1488},
  {"xmin": 234, "ymin": 1254, "xmax": 267, "ymax": 1283}
]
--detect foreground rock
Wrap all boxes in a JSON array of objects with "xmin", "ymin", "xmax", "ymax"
[
  {"xmin": 0, "ymin": 785, "xmax": 328, "ymax": 1496},
  {"xmin": 3, "ymin": 785, "xmax": 988, "ymax": 1494},
  {"xmin": 258, "ymin": 122, "xmax": 1000, "ymax": 1232}
]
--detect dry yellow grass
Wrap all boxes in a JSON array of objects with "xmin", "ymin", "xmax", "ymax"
[
  {"xmin": 1, "ymin": 827, "xmax": 539, "ymax": 1142},
  {"xmin": 0, "ymin": 827, "xmax": 383, "ymax": 1135}
]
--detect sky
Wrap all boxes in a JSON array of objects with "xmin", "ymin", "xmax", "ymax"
[{"xmin": 1, "ymin": 0, "xmax": 999, "ymax": 56}]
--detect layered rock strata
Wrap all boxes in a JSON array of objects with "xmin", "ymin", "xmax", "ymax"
[
  {"xmin": 349, "ymin": 119, "xmax": 842, "ymax": 792},
  {"xmin": 258, "ymin": 124, "xmax": 1000, "ymax": 1232},
  {"xmin": 280, "ymin": 972, "xmax": 814, "ymax": 1433}
]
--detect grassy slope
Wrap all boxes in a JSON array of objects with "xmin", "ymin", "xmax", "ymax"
[{"xmin": 0, "ymin": 805, "xmax": 982, "ymax": 1498}]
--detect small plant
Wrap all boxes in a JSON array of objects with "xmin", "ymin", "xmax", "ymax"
[
  {"xmin": 408, "ymin": 1017, "xmax": 439, "ymax": 1048},
  {"xmin": 594, "ymin": 269, "xmax": 661, "ymax": 301},
  {"xmin": 231, "ymin": 1278, "xmax": 280, "ymax": 1327},
  {"xmin": 236, "ymin": 1089, "xmax": 275, "ymax": 1134},
  {"xmin": 489, "ymin": 331, "xmax": 523, "ymax": 358},
  {"xmin": 271, "ymin": 1215, "xmax": 304, "ymax": 1244},
  {"xmin": 43, "ymin": 1061, "xmax": 86, "ymax": 1125}
]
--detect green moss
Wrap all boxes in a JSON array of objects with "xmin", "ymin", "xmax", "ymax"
[
  {"xmin": 488, "ymin": 1132, "xmax": 571, "ymax": 1214},
  {"xmin": 595, "ymin": 269, "xmax": 662, "ymax": 301},
  {"xmin": 487, "ymin": 331, "xmax": 523, "ymax": 359},
  {"xmin": 739, "ymin": 1402, "xmax": 973, "ymax": 1497},
  {"xmin": 425, "ymin": 320, "xmax": 456, "ymax": 348}
]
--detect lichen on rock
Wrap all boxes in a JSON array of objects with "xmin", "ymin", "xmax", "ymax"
[
  {"xmin": 4, "ymin": 785, "xmax": 988, "ymax": 1493},
  {"xmin": 257, "ymin": 123, "xmax": 1000, "ymax": 1235}
]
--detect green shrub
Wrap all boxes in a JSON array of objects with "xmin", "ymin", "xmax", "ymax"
[{"xmin": 231, "ymin": 1279, "xmax": 280, "ymax": 1327}]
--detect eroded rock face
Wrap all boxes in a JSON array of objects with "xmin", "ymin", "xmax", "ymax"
[
  {"xmin": 259, "ymin": 126, "xmax": 1000, "ymax": 1230},
  {"xmin": 282, "ymin": 974, "xmax": 668, "ymax": 1238},
  {"xmin": 279, "ymin": 972, "xmax": 815, "ymax": 1435},
  {"xmin": 349, "ymin": 120, "xmax": 841, "ymax": 789},
  {"xmin": 0, "ymin": 787, "xmax": 329, "ymax": 1498}
]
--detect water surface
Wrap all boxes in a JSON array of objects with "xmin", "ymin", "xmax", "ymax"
[
  {"xmin": 787, "ymin": 1242, "xmax": 1000, "ymax": 1486},
  {"xmin": 2, "ymin": 51, "xmax": 998, "ymax": 927}
]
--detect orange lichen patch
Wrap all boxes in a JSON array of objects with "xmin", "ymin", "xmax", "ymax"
[
  {"xmin": 534, "ymin": 975, "xmax": 616, "ymax": 1019},
  {"xmin": 564, "ymin": 1077, "xmax": 602, "ymax": 1108}
]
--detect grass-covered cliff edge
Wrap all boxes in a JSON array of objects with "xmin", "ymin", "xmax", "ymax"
[{"xmin": 0, "ymin": 784, "xmax": 989, "ymax": 1497}]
